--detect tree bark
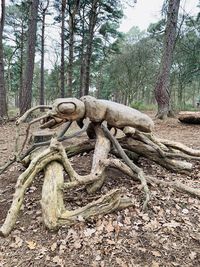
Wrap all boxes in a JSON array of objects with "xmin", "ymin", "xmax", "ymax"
[
  {"xmin": 154, "ymin": 0, "xmax": 180, "ymax": 119},
  {"xmin": 60, "ymin": 0, "xmax": 67, "ymax": 98},
  {"xmin": 178, "ymin": 112, "xmax": 200, "ymax": 124},
  {"xmin": 67, "ymin": 0, "xmax": 80, "ymax": 97},
  {"xmin": 0, "ymin": 0, "xmax": 7, "ymax": 119},
  {"xmin": 20, "ymin": 0, "xmax": 39, "ymax": 115},
  {"xmin": 40, "ymin": 1, "xmax": 49, "ymax": 109},
  {"xmin": 19, "ymin": 22, "xmax": 25, "ymax": 110},
  {"xmin": 80, "ymin": 0, "xmax": 99, "ymax": 96}
]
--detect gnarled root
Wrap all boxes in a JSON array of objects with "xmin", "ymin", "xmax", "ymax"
[
  {"xmin": 1, "ymin": 121, "xmax": 200, "ymax": 236},
  {"xmin": 102, "ymin": 125, "xmax": 150, "ymax": 210},
  {"xmin": 0, "ymin": 139, "xmax": 64, "ymax": 237}
]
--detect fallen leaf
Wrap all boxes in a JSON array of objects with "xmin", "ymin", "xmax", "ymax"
[
  {"xmin": 10, "ymin": 236, "xmax": 23, "ymax": 248},
  {"xmin": 138, "ymin": 247, "xmax": 147, "ymax": 252},
  {"xmin": 182, "ymin": 208, "xmax": 189, "ymax": 214},
  {"xmin": 105, "ymin": 220, "xmax": 114, "ymax": 233},
  {"xmin": 52, "ymin": 255, "xmax": 63, "ymax": 265},
  {"xmin": 73, "ymin": 241, "xmax": 82, "ymax": 249},
  {"xmin": 116, "ymin": 257, "xmax": 127, "ymax": 267},
  {"xmin": 26, "ymin": 240, "xmax": 37, "ymax": 250},
  {"xmin": 151, "ymin": 251, "xmax": 161, "ymax": 257},
  {"xmin": 84, "ymin": 228, "xmax": 96, "ymax": 237},
  {"xmin": 124, "ymin": 216, "xmax": 131, "ymax": 225},
  {"xmin": 163, "ymin": 220, "xmax": 180, "ymax": 228},
  {"xmin": 59, "ymin": 243, "xmax": 66, "ymax": 254},
  {"xmin": 51, "ymin": 242, "xmax": 57, "ymax": 251},
  {"xmin": 95, "ymin": 255, "xmax": 102, "ymax": 261},
  {"xmin": 189, "ymin": 251, "xmax": 197, "ymax": 260},
  {"xmin": 151, "ymin": 261, "xmax": 160, "ymax": 267}
]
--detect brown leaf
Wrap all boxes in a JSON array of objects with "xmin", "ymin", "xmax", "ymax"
[
  {"xmin": 73, "ymin": 241, "xmax": 82, "ymax": 249},
  {"xmin": 26, "ymin": 240, "xmax": 37, "ymax": 250},
  {"xmin": 105, "ymin": 220, "xmax": 114, "ymax": 233},
  {"xmin": 52, "ymin": 255, "xmax": 63, "ymax": 265},
  {"xmin": 151, "ymin": 261, "xmax": 160, "ymax": 267},
  {"xmin": 116, "ymin": 257, "xmax": 127, "ymax": 267},
  {"xmin": 10, "ymin": 236, "xmax": 23, "ymax": 248},
  {"xmin": 163, "ymin": 220, "xmax": 180, "ymax": 228},
  {"xmin": 50, "ymin": 242, "xmax": 57, "ymax": 251},
  {"xmin": 151, "ymin": 251, "xmax": 161, "ymax": 257},
  {"xmin": 84, "ymin": 228, "xmax": 96, "ymax": 237},
  {"xmin": 189, "ymin": 251, "xmax": 197, "ymax": 260}
]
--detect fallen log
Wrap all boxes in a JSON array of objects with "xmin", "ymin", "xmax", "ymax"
[{"xmin": 178, "ymin": 111, "xmax": 200, "ymax": 124}]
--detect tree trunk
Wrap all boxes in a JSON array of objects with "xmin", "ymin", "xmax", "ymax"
[
  {"xmin": 0, "ymin": 0, "xmax": 7, "ymax": 119},
  {"xmin": 80, "ymin": 0, "xmax": 99, "ymax": 96},
  {"xmin": 20, "ymin": 0, "xmax": 39, "ymax": 115},
  {"xmin": 154, "ymin": 0, "xmax": 180, "ymax": 119},
  {"xmin": 19, "ymin": 22, "xmax": 25, "ymax": 111},
  {"xmin": 84, "ymin": 0, "xmax": 99, "ymax": 95},
  {"xmin": 40, "ymin": 1, "xmax": 49, "ymax": 110},
  {"xmin": 67, "ymin": 0, "xmax": 80, "ymax": 97},
  {"xmin": 60, "ymin": 0, "xmax": 67, "ymax": 98},
  {"xmin": 79, "ymin": 4, "xmax": 86, "ymax": 97}
]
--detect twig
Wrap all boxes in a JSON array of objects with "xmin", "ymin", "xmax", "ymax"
[
  {"xmin": 101, "ymin": 124, "xmax": 150, "ymax": 210},
  {"xmin": 0, "ymin": 158, "xmax": 16, "ymax": 175},
  {"xmin": 19, "ymin": 114, "xmax": 49, "ymax": 155},
  {"xmin": 57, "ymin": 121, "xmax": 72, "ymax": 138},
  {"xmin": 16, "ymin": 105, "xmax": 52, "ymax": 124}
]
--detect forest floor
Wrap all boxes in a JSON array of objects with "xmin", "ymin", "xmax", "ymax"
[{"xmin": 0, "ymin": 112, "xmax": 200, "ymax": 267}]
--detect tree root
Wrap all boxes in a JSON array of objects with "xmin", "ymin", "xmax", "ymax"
[
  {"xmin": 1, "ymin": 121, "xmax": 200, "ymax": 236},
  {"xmin": 102, "ymin": 124, "xmax": 150, "ymax": 210},
  {"xmin": 103, "ymin": 158, "xmax": 200, "ymax": 199},
  {"xmin": 58, "ymin": 189, "xmax": 134, "ymax": 227}
]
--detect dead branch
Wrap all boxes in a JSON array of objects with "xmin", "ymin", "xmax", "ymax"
[
  {"xmin": 58, "ymin": 189, "xmax": 134, "ymax": 227},
  {"xmin": 16, "ymin": 105, "xmax": 52, "ymax": 125},
  {"xmin": 101, "ymin": 124, "xmax": 150, "ymax": 210},
  {"xmin": 103, "ymin": 158, "xmax": 200, "ymax": 199}
]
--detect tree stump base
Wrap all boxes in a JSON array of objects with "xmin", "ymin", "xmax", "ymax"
[{"xmin": 30, "ymin": 130, "xmax": 54, "ymax": 143}]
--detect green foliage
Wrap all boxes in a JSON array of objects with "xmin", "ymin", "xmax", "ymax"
[
  {"xmin": 130, "ymin": 101, "xmax": 156, "ymax": 111},
  {"xmin": 2, "ymin": 0, "xmax": 199, "ymax": 113}
]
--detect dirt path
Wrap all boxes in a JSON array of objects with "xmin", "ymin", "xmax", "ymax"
[{"xmin": 0, "ymin": 115, "xmax": 200, "ymax": 267}]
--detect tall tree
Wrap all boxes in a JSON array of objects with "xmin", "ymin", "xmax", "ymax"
[
  {"xmin": 66, "ymin": 0, "xmax": 80, "ymax": 97},
  {"xmin": 60, "ymin": 0, "xmax": 67, "ymax": 97},
  {"xmin": 20, "ymin": 0, "xmax": 39, "ymax": 115},
  {"xmin": 5, "ymin": 1, "xmax": 29, "ymax": 108},
  {"xmin": 0, "ymin": 0, "xmax": 7, "ymax": 119},
  {"xmin": 80, "ymin": 0, "xmax": 99, "ymax": 96},
  {"xmin": 39, "ymin": 0, "xmax": 49, "ymax": 109},
  {"xmin": 154, "ymin": 0, "xmax": 180, "ymax": 119}
]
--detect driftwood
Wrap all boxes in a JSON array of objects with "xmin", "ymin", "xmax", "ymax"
[
  {"xmin": 1, "ymin": 97, "xmax": 200, "ymax": 236},
  {"xmin": 178, "ymin": 111, "xmax": 200, "ymax": 124}
]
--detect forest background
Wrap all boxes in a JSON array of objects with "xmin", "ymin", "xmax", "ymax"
[{"xmin": 0, "ymin": 0, "xmax": 199, "ymax": 118}]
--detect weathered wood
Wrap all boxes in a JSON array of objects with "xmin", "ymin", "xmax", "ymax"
[
  {"xmin": 178, "ymin": 111, "xmax": 200, "ymax": 124},
  {"xmin": 0, "ymin": 141, "xmax": 63, "ymax": 237},
  {"xmin": 86, "ymin": 125, "xmax": 111, "ymax": 193},
  {"xmin": 81, "ymin": 96, "xmax": 154, "ymax": 132},
  {"xmin": 3, "ymin": 96, "xmax": 200, "ymax": 237},
  {"xmin": 58, "ymin": 189, "xmax": 134, "ymax": 227},
  {"xmin": 102, "ymin": 124, "xmax": 150, "ymax": 210},
  {"xmin": 121, "ymin": 137, "xmax": 192, "ymax": 173},
  {"xmin": 41, "ymin": 161, "xmax": 65, "ymax": 230}
]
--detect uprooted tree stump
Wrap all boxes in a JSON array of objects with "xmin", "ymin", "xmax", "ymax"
[{"xmin": 1, "ymin": 96, "xmax": 200, "ymax": 237}]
